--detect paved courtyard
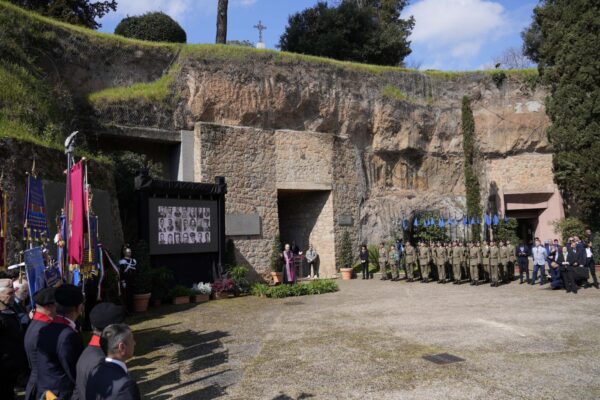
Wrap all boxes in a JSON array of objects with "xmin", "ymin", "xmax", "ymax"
[{"xmin": 128, "ymin": 279, "xmax": 600, "ymax": 399}]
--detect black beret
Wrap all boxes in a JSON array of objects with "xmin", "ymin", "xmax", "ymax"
[
  {"xmin": 55, "ymin": 284, "xmax": 84, "ymax": 307},
  {"xmin": 33, "ymin": 287, "xmax": 56, "ymax": 306},
  {"xmin": 89, "ymin": 302, "xmax": 125, "ymax": 330}
]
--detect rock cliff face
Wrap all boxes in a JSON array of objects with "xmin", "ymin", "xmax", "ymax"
[{"xmin": 93, "ymin": 51, "xmax": 549, "ymax": 243}]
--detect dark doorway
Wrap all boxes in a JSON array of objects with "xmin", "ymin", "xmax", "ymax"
[
  {"xmin": 516, "ymin": 218, "xmax": 538, "ymax": 245},
  {"xmin": 277, "ymin": 189, "xmax": 335, "ymax": 277}
]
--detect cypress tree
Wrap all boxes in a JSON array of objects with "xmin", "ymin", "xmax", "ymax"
[
  {"xmin": 462, "ymin": 96, "xmax": 482, "ymax": 239},
  {"xmin": 522, "ymin": 0, "xmax": 600, "ymax": 227}
]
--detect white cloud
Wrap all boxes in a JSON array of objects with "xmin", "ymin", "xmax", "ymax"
[
  {"xmin": 403, "ymin": 0, "xmax": 508, "ymax": 62},
  {"xmin": 111, "ymin": 0, "xmax": 212, "ymax": 20}
]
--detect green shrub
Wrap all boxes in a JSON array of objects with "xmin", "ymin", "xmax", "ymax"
[
  {"xmin": 132, "ymin": 241, "xmax": 152, "ymax": 294},
  {"xmin": 227, "ymin": 264, "xmax": 249, "ymax": 293},
  {"xmin": 553, "ymin": 218, "xmax": 586, "ymax": 242},
  {"xmin": 270, "ymin": 234, "xmax": 283, "ymax": 272},
  {"xmin": 367, "ymin": 244, "xmax": 379, "ymax": 265},
  {"xmin": 115, "ymin": 12, "xmax": 186, "ymax": 43},
  {"xmin": 150, "ymin": 266, "xmax": 174, "ymax": 302},
  {"xmin": 169, "ymin": 284, "xmax": 192, "ymax": 298},
  {"xmin": 491, "ymin": 70, "xmax": 507, "ymax": 88},
  {"xmin": 251, "ymin": 279, "xmax": 339, "ymax": 298}
]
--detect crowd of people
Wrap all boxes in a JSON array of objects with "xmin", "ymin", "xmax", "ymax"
[
  {"xmin": 0, "ymin": 278, "xmax": 140, "ymax": 400},
  {"xmin": 368, "ymin": 235, "xmax": 598, "ymax": 294}
]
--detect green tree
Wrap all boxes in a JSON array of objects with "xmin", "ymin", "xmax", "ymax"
[
  {"xmin": 522, "ymin": 1, "xmax": 600, "ymax": 228},
  {"xmin": 9, "ymin": 0, "xmax": 117, "ymax": 29},
  {"xmin": 279, "ymin": 1, "xmax": 414, "ymax": 66},
  {"xmin": 462, "ymin": 96, "xmax": 482, "ymax": 239},
  {"xmin": 492, "ymin": 218, "xmax": 519, "ymax": 245},
  {"xmin": 339, "ymin": 230, "xmax": 354, "ymax": 268},
  {"xmin": 115, "ymin": 12, "xmax": 187, "ymax": 43}
]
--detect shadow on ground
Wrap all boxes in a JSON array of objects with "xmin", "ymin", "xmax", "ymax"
[{"xmin": 128, "ymin": 304, "xmax": 231, "ymax": 399}]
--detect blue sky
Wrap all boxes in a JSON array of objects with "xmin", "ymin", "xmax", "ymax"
[{"xmin": 98, "ymin": 0, "xmax": 538, "ymax": 71}]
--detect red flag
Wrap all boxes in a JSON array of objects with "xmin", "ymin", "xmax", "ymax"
[{"xmin": 68, "ymin": 161, "xmax": 85, "ymax": 265}]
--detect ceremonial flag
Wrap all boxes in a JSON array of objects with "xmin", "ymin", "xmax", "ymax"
[
  {"xmin": 413, "ymin": 217, "xmax": 419, "ymax": 227},
  {"xmin": 424, "ymin": 217, "xmax": 429, "ymax": 227},
  {"xmin": 429, "ymin": 217, "xmax": 435, "ymax": 226},
  {"xmin": 23, "ymin": 175, "xmax": 49, "ymax": 243},
  {"xmin": 438, "ymin": 216, "xmax": 445, "ymax": 228},
  {"xmin": 485, "ymin": 214, "xmax": 491, "ymax": 226},
  {"xmin": 476, "ymin": 216, "xmax": 481, "ymax": 225},
  {"xmin": 493, "ymin": 214, "xmax": 499, "ymax": 225},
  {"xmin": 68, "ymin": 161, "xmax": 85, "ymax": 265},
  {"xmin": 503, "ymin": 214, "xmax": 508, "ymax": 223},
  {"xmin": 447, "ymin": 215, "xmax": 452, "ymax": 226},
  {"xmin": 25, "ymin": 247, "xmax": 46, "ymax": 308},
  {"xmin": 0, "ymin": 188, "xmax": 6, "ymax": 268},
  {"xmin": 470, "ymin": 217, "xmax": 475, "ymax": 225},
  {"xmin": 462, "ymin": 215, "xmax": 468, "ymax": 225}
]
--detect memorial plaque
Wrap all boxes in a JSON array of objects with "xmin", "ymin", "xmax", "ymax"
[
  {"xmin": 225, "ymin": 214, "xmax": 261, "ymax": 236},
  {"xmin": 338, "ymin": 214, "xmax": 353, "ymax": 226}
]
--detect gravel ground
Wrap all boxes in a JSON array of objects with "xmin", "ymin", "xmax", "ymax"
[{"xmin": 128, "ymin": 279, "xmax": 600, "ymax": 399}]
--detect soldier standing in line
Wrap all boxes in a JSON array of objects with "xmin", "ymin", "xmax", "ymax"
[
  {"xmin": 506, "ymin": 239, "xmax": 516, "ymax": 282},
  {"xmin": 468, "ymin": 242, "xmax": 480, "ymax": 285},
  {"xmin": 481, "ymin": 241, "xmax": 491, "ymax": 283},
  {"xmin": 378, "ymin": 243, "xmax": 388, "ymax": 280},
  {"xmin": 500, "ymin": 240, "xmax": 510, "ymax": 283},
  {"xmin": 419, "ymin": 242, "xmax": 432, "ymax": 283},
  {"xmin": 404, "ymin": 242, "xmax": 417, "ymax": 282},
  {"xmin": 451, "ymin": 241, "xmax": 462, "ymax": 283},
  {"xmin": 388, "ymin": 245, "xmax": 399, "ymax": 281},
  {"xmin": 489, "ymin": 240, "xmax": 501, "ymax": 287},
  {"xmin": 435, "ymin": 242, "xmax": 447, "ymax": 284}
]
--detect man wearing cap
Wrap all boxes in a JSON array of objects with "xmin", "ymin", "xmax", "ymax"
[
  {"xmin": 86, "ymin": 323, "xmax": 140, "ymax": 400},
  {"xmin": 0, "ymin": 278, "xmax": 27, "ymax": 399},
  {"xmin": 24, "ymin": 286, "xmax": 57, "ymax": 400},
  {"xmin": 32, "ymin": 284, "xmax": 84, "ymax": 399},
  {"xmin": 74, "ymin": 303, "xmax": 125, "ymax": 400}
]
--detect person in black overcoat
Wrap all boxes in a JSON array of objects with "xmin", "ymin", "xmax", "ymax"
[
  {"xmin": 33, "ymin": 285, "xmax": 84, "ymax": 399},
  {"xmin": 86, "ymin": 323, "xmax": 140, "ymax": 400},
  {"xmin": 73, "ymin": 303, "xmax": 125, "ymax": 400}
]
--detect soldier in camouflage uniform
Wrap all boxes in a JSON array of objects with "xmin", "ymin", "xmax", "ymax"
[
  {"xmin": 451, "ymin": 241, "xmax": 463, "ymax": 283},
  {"xmin": 506, "ymin": 239, "xmax": 516, "ymax": 282},
  {"xmin": 388, "ymin": 246, "xmax": 399, "ymax": 281},
  {"xmin": 499, "ymin": 240, "xmax": 510, "ymax": 283},
  {"xmin": 404, "ymin": 242, "xmax": 417, "ymax": 282},
  {"xmin": 378, "ymin": 243, "xmax": 388, "ymax": 280},
  {"xmin": 469, "ymin": 242, "xmax": 480, "ymax": 285},
  {"xmin": 489, "ymin": 240, "xmax": 501, "ymax": 287},
  {"xmin": 481, "ymin": 241, "xmax": 491, "ymax": 283},
  {"xmin": 418, "ymin": 242, "xmax": 432, "ymax": 283},
  {"xmin": 435, "ymin": 242, "xmax": 448, "ymax": 283}
]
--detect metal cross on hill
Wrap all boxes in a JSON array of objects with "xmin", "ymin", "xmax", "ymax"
[{"xmin": 254, "ymin": 20, "xmax": 266, "ymax": 43}]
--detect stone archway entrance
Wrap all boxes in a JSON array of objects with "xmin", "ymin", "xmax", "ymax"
[{"xmin": 277, "ymin": 189, "xmax": 336, "ymax": 278}]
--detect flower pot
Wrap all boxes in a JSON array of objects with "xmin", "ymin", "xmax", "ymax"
[
  {"xmin": 191, "ymin": 294, "xmax": 210, "ymax": 303},
  {"xmin": 211, "ymin": 291, "xmax": 232, "ymax": 300},
  {"xmin": 173, "ymin": 296, "xmax": 190, "ymax": 305},
  {"xmin": 340, "ymin": 268, "xmax": 353, "ymax": 280},
  {"xmin": 132, "ymin": 293, "xmax": 151, "ymax": 312},
  {"xmin": 271, "ymin": 271, "xmax": 283, "ymax": 284}
]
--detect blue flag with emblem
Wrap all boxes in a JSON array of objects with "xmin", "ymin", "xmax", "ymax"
[
  {"xmin": 493, "ymin": 214, "xmax": 499, "ymax": 225},
  {"xmin": 463, "ymin": 215, "xmax": 468, "ymax": 225},
  {"xmin": 470, "ymin": 217, "xmax": 475, "ymax": 225},
  {"xmin": 414, "ymin": 217, "xmax": 419, "ymax": 227},
  {"xmin": 438, "ymin": 216, "xmax": 445, "ymax": 228}
]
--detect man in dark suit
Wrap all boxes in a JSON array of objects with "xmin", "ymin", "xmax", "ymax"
[
  {"xmin": 0, "ymin": 278, "xmax": 27, "ymax": 400},
  {"xmin": 516, "ymin": 242, "xmax": 530, "ymax": 284},
  {"xmin": 24, "ymin": 287, "xmax": 57, "ymax": 400},
  {"xmin": 86, "ymin": 323, "xmax": 140, "ymax": 400},
  {"xmin": 34, "ymin": 284, "xmax": 84, "ymax": 399},
  {"xmin": 74, "ymin": 303, "xmax": 125, "ymax": 400},
  {"xmin": 565, "ymin": 239, "xmax": 583, "ymax": 294}
]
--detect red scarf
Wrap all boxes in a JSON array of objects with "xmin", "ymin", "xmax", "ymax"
[
  {"xmin": 53, "ymin": 315, "xmax": 76, "ymax": 330},
  {"xmin": 89, "ymin": 334, "xmax": 101, "ymax": 347},
  {"xmin": 32, "ymin": 311, "xmax": 53, "ymax": 323}
]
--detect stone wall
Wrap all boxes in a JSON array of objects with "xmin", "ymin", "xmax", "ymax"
[{"xmin": 195, "ymin": 123, "xmax": 359, "ymax": 276}]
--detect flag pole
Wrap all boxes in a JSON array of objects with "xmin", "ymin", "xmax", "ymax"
[{"xmin": 64, "ymin": 131, "xmax": 78, "ymax": 283}]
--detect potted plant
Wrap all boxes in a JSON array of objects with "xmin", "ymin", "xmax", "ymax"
[
  {"xmin": 211, "ymin": 278, "xmax": 235, "ymax": 300},
  {"xmin": 191, "ymin": 282, "xmax": 211, "ymax": 303},
  {"xmin": 339, "ymin": 231, "xmax": 354, "ymax": 280},
  {"xmin": 228, "ymin": 265, "xmax": 249, "ymax": 295},
  {"xmin": 270, "ymin": 234, "xmax": 283, "ymax": 284},
  {"xmin": 170, "ymin": 285, "xmax": 192, "ymax": 305},
  {"xmin": 150, "ymin": 266, "xmax": 174, "ymax": 307},
  {"xmin": 132, "ymin": 241, "xmax": 153, "ymax": 312}
]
